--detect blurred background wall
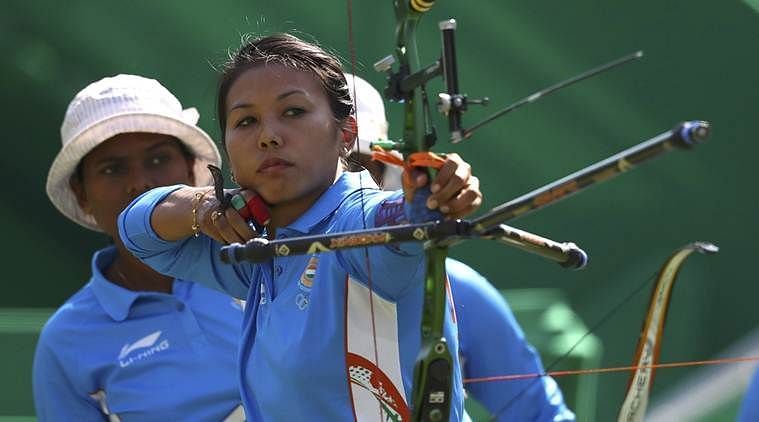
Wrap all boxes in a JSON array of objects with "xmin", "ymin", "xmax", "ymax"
[{"xmin": 2, "ymin": 0, "xmax": 758, "ymax": 420}]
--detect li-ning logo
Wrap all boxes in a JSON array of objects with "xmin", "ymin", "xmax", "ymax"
[{"xmin": 118, "ymin": 330, "xmax": 170, "ymax": 367}]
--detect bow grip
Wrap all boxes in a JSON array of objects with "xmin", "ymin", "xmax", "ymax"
[{"xmin": 406, "ymin": 184, "xmax": 444, "ymax": 223}]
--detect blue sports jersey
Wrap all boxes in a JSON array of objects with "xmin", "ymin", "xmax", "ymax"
[
  {"xmin": 739, "ymin": 366, "xmax": 759, "ymax": 422},
  {"xmin": 32, "ymin": 246, "xmax": 244, "ymax": 421},
  {"xmin": 119, "ymin": 171, "xmax": 465, "ymax": 421},
  {"xmin": 447, "ymin": 258, "xmax": 575, "ymax": 421}
]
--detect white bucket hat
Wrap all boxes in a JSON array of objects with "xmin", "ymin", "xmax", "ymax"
[
  {"xmin": 345, "ymin": 73, "xmax": 402, "ymax": 190},
  {"xmin": 46, "ymin": 74, "xmax": 222, "ymax": 232},
  {"xmin": 345, "ymin": 73, "xmax": 390, "ymax": 153}
]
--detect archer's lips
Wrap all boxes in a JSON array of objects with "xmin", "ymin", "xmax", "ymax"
[{"xmin": 257, "ymin": 157, "xmax": 294, "ymax": 173}]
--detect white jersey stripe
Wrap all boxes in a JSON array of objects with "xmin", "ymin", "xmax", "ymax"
[{"xmin": 346, "ymin": 276, "xmax": 410, "ymax": 422}]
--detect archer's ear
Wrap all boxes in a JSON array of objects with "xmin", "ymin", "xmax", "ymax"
[
  {"xmin": 341, "ymin": 115, "xmax": 358, "ymax": 151},
  {"xmin": 69, "ymin": 175, "xmax": 92, "ymax": 216}
]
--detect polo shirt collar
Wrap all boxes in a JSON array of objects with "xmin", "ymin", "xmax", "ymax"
[
  {"xmin": 285, "ymin": 170, "xmax": 378, "ymax": 234},
  {"xmin": 88, "ymin": 246, "xmax": 178, "ymax": 322}
]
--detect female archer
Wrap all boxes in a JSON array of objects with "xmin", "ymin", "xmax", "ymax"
[{"xmin": 119, "ymin": 33, "xmax": 481, "ymax": 420}]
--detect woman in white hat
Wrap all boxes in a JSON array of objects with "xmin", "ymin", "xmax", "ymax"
[
  {"xmin": 34, "ymin": 74, "xmax": 245, "ymax": 421},
  {"xmin": 346, "ymin": 73, "xmax": 576, "ymax": 422}
]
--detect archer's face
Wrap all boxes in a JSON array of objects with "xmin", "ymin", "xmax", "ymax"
[
  {"xmin": 224, "ymin": 64, "xmax": 352, "ymax": 212},
  {"xmin": 71, "ymin": 133, "xmax": 195, "ymax": 239}
]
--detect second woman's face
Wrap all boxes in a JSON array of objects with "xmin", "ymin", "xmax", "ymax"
[
  {"xmin": 72, "ymin": 133, "xmax": 195, "ymax": 240},
  {"xmin": 224, "ymin": 64, "xmax": 349, "ymax": 209}
]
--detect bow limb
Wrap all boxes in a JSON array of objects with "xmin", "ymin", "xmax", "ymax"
[
  {"xmin": 476, "ymin": 241, "xmax": 718, "ymax": 420},
  {"xmin": 617, "ymin": 241, "xmax": 718, "ymax": 422}
]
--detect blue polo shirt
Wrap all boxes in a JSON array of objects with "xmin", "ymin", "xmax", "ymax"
[
  {"xmin": 447, "ymin": 259, "xmax": 575, "ymax": 421},
  {"xmin": 32, "ymin": 246, "xmax": 244, "ymax": 421},
  {"xmin": 119, "ymin": 171, "xmax": 465, "ymax": 421},
  {"xmin": 739, "ymin": 367, "xmax": 759, "ymax": 422}
]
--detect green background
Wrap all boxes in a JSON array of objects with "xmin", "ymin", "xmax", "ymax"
[{"xmin": 2, "ymin": 0, "xmax": 758, "ymax": 420}]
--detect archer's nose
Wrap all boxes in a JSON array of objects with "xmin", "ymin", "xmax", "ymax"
[
  {"xmin": 258, "ymin": 135, "xmax": 283, "ymax": 150},
  {"xmin": 258, "ymin": 124, "xmax": 283, "ymax": 150},
  {"xmin": 125, "ymin": 170, "xmax": 155, "ymax": 196}
]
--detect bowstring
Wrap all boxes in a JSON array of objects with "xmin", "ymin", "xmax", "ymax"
[
  {"xmin": 487, "ymin": 270, "xmax": 660, "ymax": 419},
  {"xmin": 346, "ymin": 1, "xmax": 383, "ymax": 418},
  {"xmin": 467, "ymin": 355, "xmax": 759, "ymax": 384}
]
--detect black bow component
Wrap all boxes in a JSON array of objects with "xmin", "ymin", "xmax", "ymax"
[{"xmin": 207, "ymin": 164, "xmax": 235, "ymax": 211}]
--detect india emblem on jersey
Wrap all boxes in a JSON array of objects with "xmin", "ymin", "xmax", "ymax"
[
  {"xmin": 299, "ymin": 256, "xmax": 318, "ymax": 291},
  {"xmin": 348, "ymin": 353, "xmax": 410, "ymax": 422},
  {"xmin": 345, "ymin": 276, "xmax": 410, "ymax": 421}
]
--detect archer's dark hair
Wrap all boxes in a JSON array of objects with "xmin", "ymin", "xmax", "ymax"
[{"xmin": 216, "ymin": 33, "xmax": 354, "ymax": 146}]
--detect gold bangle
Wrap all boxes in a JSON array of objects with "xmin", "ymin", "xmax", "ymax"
[{"xmin": 191, "ymin": 189, "xmax": 213, "ymax": 237}]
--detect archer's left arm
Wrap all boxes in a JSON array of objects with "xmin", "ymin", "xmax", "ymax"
[
  {"xmin": 448, "ymin": 259, "xmax": 575, "ymax": 421},
  {"xmin": 336, "ymin": 154, "xmax": 482, "ymax": 298}
]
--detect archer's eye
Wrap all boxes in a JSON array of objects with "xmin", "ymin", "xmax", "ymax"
[
  {"xmin": 148, "ymin": 154, "xmax": 171, "ymax": 167},
  {"xmin": 283, "ymin": 107, "xmax": 305, "ymax": 117},
  {"xmin": 99, "ymin": 164, "xmax": 123, "ymax": 176},
  {"xmin": 235, "ymin": 116, "xmax": 257, "ymax": 128}
]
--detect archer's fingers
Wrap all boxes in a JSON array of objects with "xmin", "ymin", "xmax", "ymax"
[
  {"xmin": 439, "ymin": 176, "xmax": 482, "ymax": 219},
  {"xmin": 194, "ymin": 196, "xmax": 226, "ymax": 243},
  {"xmin": 199, "ymin": 218, "xmax": 226, "ymax": 243},
  {"xmin": 401, "ymin": 169, "xmax": 429, "ymax": 202},
  {"xmin": 225, "ymin": 207, "xmax": 258, "ymax": 241},
  {"xmin": 429, "ymin": 154, "xmax": 471, "ymax": 208},
  {"xmin": 208, "ymin": 209, "xmax": 247, "ymax": 245}
]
